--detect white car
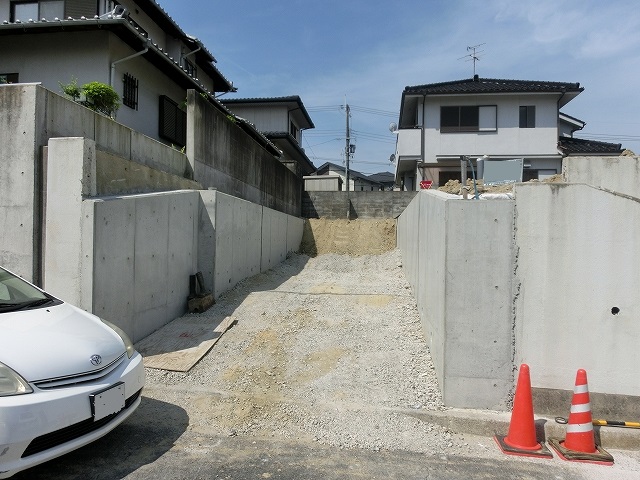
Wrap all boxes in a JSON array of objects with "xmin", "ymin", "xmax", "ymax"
[{"xmin": 0, "ymin": 266, "xmax": 145, "ymax": 478}]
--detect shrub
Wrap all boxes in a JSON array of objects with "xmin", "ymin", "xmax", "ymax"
[{"xmin": 59, "ymin": 78, "xmax": 120, "ymax": 118}]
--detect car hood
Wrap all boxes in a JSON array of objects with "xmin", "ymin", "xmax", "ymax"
[{"xmin": 0, "ymin": 302, "xmax": 126, "ymax": 382}]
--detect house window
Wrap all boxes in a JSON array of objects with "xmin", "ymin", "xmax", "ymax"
[
  {"xmin": 184, "ymin": 59, "xmax": 197, "ymax": 78},
  {"xmin": 122, "ymin": 73, "xmax": 138, "ymax": 110},
  {"xmin": 440, "ymin": 105, "xmax": 496, "ymax": 132},
  {"xmin": 10, "ymin": 1, "xmax": 63, "ymax": 21},
  {"xmin": 290, "ymin": 121, "xmax": 299, "ymax": 142},
  {"xmin": 0, "ymin": 73, "xmax": 19, "ymax": 84},
  {"xmin": 519, "ymin": 106, "xmax": 535, "ymax": 128},
  {"xmin": 159, "ymin": 95, "xmax": 186, "ymax": 147}
]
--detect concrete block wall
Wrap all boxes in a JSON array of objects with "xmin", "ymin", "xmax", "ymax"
[
  {"xmin": 514, "ymin": 182, "xmax": 640, "ymax": 397},
  {"xmin": 397, "ymin": 190, "xmax": 515, "ymax": 409},
  {"xmin": 303, "ymin": 191, "xmax": 419, "ymax": 219}
]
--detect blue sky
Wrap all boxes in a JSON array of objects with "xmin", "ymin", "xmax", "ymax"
[{"xmin": 159, "ymin": 0, "xmax": 640, "ymax": 174}]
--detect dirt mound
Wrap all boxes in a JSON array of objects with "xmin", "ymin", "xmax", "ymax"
[
  {"xmin": 438, "ymin": 175, "xmax": 565, "ymax": 195},
  {"xmin": 299, "ymin": 218, "xmax": 396, "ymax": 256}
]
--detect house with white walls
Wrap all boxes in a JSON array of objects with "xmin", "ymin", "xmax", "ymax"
[
  {"xmin": 0, "ymin": 0, "xmax": 235, "ymax": 147},
  {"xmin": 393, "ymin": 75, "xmax": 623, "ymax": 190},
  {"xmin": 221, "ymin": 96, "xmax": 317, "ymax": 178}
]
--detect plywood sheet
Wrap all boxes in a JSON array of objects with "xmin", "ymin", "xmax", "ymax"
[{"xmin": 136, "ymin": 316, "xmax": 234, "ymax": 372}]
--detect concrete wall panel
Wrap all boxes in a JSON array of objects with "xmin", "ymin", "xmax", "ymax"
[
  {"xmin": 46, "ymin": 89, "xmax": 95, "ymax": 140},
  {"xmin": 197, "ymin": 191, "xmax": 216, "ymax": 294},
  {"xmin": 564, "ymin": 155, "xmax": 640, "ymax": 198},
  {"xmin": 133, "ymin": 194, "xmax": 170, "ymax": 338},
  {"xmin": 187, "ymin": 91, "xmax": 302, "ymax": 217},
  {"xmin": 44, "ymin": 138, "xmax": 96, "ymax": 305},
  {"xmin": 213, "ymin": 193, "xmax": 234, "ymax": 298},
  {"xmin": 92, "ymin": 198, "xmax": 136, "ymax": 336},
  {"xmin": 130, "ymin": 130, "xmax": 189, "ymax": 178},
  {"xmin": 166, "ymin": 192, "xmax": 198, "ymax": 318},
  {"xmin": 95, "ymin": 114, "xmax": 132, "ymax": 159},
  {"xmin": 514, "ymin": 183, "xmax": 640, "ymax": 396},
  {"xmin": 287, "ymin": 215, "xmax": 304, "ymax": 254},
  {"xmin": 0, "ymin": 84, "xmax": 39, "ymax": 280},
  {"xmin": 442, "ymin": 198, "xmax": 514, "ymax": 408},
  {"xmin": 398, "ymin": 190, "xmax": 514, "ymax": 409}
]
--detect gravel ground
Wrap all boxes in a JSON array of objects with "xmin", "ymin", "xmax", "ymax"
[
  {"xmin": 144, "ymin": 250, "xmax": 456, "ymax": 454},
  {"xmin": 142, "ymin": 249, "xmax": 640, "ymax": 478}
]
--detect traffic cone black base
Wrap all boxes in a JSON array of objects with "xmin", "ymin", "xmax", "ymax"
[
  {"xmin": 548, "ymin": 438, "xmax": 614, "ymax": 465},
  {"xmin": 494, "ymin": 434, "xmax": 553, "ymax": 458}
]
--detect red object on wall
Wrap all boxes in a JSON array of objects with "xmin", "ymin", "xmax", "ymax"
[{"xmin": 420, "ymin": 180, "xmax": 433, "ymax": 189}]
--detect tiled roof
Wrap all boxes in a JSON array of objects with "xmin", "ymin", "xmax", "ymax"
[
  {"xmin": 558, "ymin": 137, "xmax": 623, "ymax": 156},
  {"xmin": 315, "ymin": 162, "xmax": 382, "ymax": 185},
  {"xmin": 221, "ymin": 96, "xmax": 314, "ymax": 129},
  {"xmin": 404, "ymin": 76, "xmax": 583, "ymax": 96},
  {"xmin": 367, "ymin": 172, "xmax": 395, "ymax": 183},
  {"xmin": 262, "ymin": 132, "xmax": 316, "ymax": 174},
  {"xmin": 0, "ymin": 8, "xmax": 234, "ymax": 93}
]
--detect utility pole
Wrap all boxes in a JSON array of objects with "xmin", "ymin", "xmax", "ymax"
[{"xmin": 344, "ymin": 103, "xmax": 351, "ymax": 219}]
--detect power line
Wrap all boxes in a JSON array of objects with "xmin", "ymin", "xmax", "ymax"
[{"xmin": 350, "ymin": 105, "xmax": 398, "ymax": 118}]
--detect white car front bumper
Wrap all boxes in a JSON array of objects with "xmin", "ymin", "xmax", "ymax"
[{"xmin": 0, "ymin": 352, "xmax": 145, "ymax": 478}]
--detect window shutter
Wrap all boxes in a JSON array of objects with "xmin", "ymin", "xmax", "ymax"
[
  {"xmin": 479, "ymin": 106, "xmax": 497, "ymax": 131},
  {"xmin": 65, "ymin": 0, "xmax": 97, "ymax": 18}
]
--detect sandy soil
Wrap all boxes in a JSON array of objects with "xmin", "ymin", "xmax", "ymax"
[{"xmin": 299, "ymin": 218, "xmax": 396, "ymax": 256}]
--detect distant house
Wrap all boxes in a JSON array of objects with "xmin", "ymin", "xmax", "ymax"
[
  {"xmin": 0, "ymin": 0, "xmax": 235, "ymax": 147},
  {"xmin": 367, "ymin": 171, "xmax": 396, "ymax": 191},
  {"xmin": 305, "ymin": 162, "xmax": 383, "ymax": 191},
  {"xmin": 393, "ymin": 75, "xmax": 622, "ymax": 190},
  {"xmin": 220, "ymin": 96, "xmax": 316, "ymax": 177}
]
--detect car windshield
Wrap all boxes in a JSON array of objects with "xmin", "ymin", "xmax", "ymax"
[{"xmin": 0, "ymin": 268, "xmax": 56, "ymax": 312}]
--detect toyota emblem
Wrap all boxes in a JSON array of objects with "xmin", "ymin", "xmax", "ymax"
[{"xmin": 90, "ymin": 354, "xmax": 102, "ymax": 366}]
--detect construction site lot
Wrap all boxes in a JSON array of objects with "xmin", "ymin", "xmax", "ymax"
[{"xmin": 137, "ymin": 219, "xmax": 640, "ymax": 479}]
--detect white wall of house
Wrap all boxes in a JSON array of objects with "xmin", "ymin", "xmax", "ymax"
[
  {"xmin": 422, "ymin": 94, "xmax": 560, "ymax": 162},
  {"xmin": 1, "ymin": 31, "xmax": 110, "ymax": 88},
  {"xmin": 0, "ymin": 29, "xmax": 194, "ymax": 145},
  {"xmin": 108, "ymin": 35, "xmax": 187, "ymax": 141},
  {"xmin": 226, "ymin": 104, "xmax": 291, "ymax": 134}
]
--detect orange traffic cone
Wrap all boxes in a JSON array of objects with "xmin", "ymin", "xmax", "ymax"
[
  {"xmin": 495, "ymin": 364, "xmax": 552, "ymax": 458},
  {"xmin": 548, "ymin": 369, "xmax": 614, "ymax": 465}
]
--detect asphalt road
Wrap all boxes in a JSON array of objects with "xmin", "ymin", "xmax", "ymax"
[{"xmin": 14, "ymin": 394, "xmax": 624, "ymax": 480}]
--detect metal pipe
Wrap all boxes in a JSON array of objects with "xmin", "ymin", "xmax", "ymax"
[{"xmin": 110, "ymin": 41, "xmax": 149, "ymax": 86}]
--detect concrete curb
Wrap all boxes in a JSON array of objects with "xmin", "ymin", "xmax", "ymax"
[{"xmin": 407, "ymin": 408, "xmax": 640, "ymax": 451}]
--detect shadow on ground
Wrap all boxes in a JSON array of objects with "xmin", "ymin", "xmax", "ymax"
[{"xmin": 13, "ymin": 396, "xmax": 188, "ymax": 480}]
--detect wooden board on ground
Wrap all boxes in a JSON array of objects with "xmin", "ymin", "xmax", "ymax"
[{"xmin": 136, "ymin": 316, "xmax": 234, "ymax": 372}]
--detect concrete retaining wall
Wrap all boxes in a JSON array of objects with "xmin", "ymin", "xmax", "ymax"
[
  {"xmin": 564, "ymin": 155, "xmax": 640, "ymax": 198},
  {"xmin": 514, "ymin": 182, "xmax": 640, "ymax": 397},
  {"xmin": 398, "ymin": 190, "xmax": 515, "ymax": 409},
  {"xmin": 303, "ymin": 191, "xmax": 418, "ymax": 219},
  {"xmin": 0, "ymin": 83, "xmax": 192, "ymax": 283},
  {"xmin": 187, "ymin": 91, "xmax": 302, "ymax": 217},
  {"xmin": 398, "ymin": 170, "xmax": 640, "ymax": 410},
  {"xmin": 44, "ymin": 137, "xmax": 303, "ymax": 342}
]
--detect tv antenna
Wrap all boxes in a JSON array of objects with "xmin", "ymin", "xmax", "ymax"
[{"xmin": 458, "ymin": 43, "xmax": 485, "ymax": 76}]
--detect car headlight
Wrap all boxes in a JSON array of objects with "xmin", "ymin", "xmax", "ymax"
[
  {"xmin": 0, "ymin": 361, "xmax": 33, "ymax": 396},
  {"xmin": 101, "ymin": 319, "xmax": 136, "ymax": 359}
]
